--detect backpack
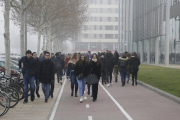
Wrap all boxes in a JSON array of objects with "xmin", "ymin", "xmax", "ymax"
[
  {"xmin": 120, "ymin": 60, "xmax": 126, "ymax": 67},
  {"xmin": 55, "ymin": 58, "xmax": 62, "ymax": 69}
]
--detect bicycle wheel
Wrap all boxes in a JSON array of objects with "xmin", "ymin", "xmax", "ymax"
[
  {"xmin": 10, "ymin": 84, "xmax": 24, "ymax": 101},
  {"xmin": 1, "ymin": 87, "xmax": 19, "ymax": 108},
  {"xmin": 0, "ymin": 92, "xmax": 10, "ymax": 116}
]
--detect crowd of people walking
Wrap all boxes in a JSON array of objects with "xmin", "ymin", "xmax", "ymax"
[{"xmin": 19, "ymin": 50, "xmax": 140, "ymax": 104}]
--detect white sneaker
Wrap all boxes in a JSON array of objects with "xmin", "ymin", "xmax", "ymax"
[
  {"xmin": 80, "ymin": 98, "xmax": 83, "ymax": 103},
  {"xmin": 107, "ymin": 83, "xmax": 110, "ymax": 87},
  {"xmin": 82, "ymin": 96, "xmax": 84, "ymax": 101},
  {"xmin": 110, "ymin": 82, "xmax": 113, "ymax": 85}
]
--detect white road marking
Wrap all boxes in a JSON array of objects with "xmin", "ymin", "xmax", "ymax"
[
  {"xmin": 88, "ymin": 116, "xmax": 93, "ymax": 120},
  {"xmin": 84, "ymin": 97, "xmax": 87, "ymax": 99},
  {"xmin": 49, "ymin": 79, "xmax": 67, "ymax": 120},
  {"xmin": 86, "ymin": 104, "xmax": 90, "ymax": 108},
  {"xmin": 99, "ymin": 82, "xmax": 133, "ymax": 120}
]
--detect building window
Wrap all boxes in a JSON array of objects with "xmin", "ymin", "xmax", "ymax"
[
  {"xmin": 100, "ymin": 17, "xmax": 102, "ymax": 22},
  {"xmin": 105, "ymin": 25, "xmax": 113, "ymax": 30},
  {"xmin": 108, "ymin": 0, "xmax": 111, "ymax": 5},
  {"xmin": 89, "ymin": 8, "xmax": 93, "ymax": 13},
  {"xmin": 100, "ymin": 25, "xmax": 102, "ymax": 30},
  {"xmin": 84, "ymin": 25, "xmax": 88, "ymax": 30},
  {"xmin": 90, "ymin": 17, "xmax": 93, "ymax": 21},
  {"xmin": 94, "ymin": 17, "xmax": 97, "ymax": 21},
  {"xmin": 115, "ymin": 8, "xmax": 118, "ymax": 13},
  {"xmin": 115, "ymin": 0, "xmax": 119, "ymax": 4},
  {"xmin": 108, "ymin": 17, "xmax": 111, "ymax": 22},
  {"xmin": 84, "ymin": 34, "xmax": 88, "ymax": 38},
  {"xmin": 115, "ymin": 26, "xmax": 118, "ymax": 30},
  {"xmin": 94, "ymin": 0, "xmax": 97, "ymax": 4},
  {"xmin": 94, "ymin": 34, "xmax": 97, "ymax": 39},
  {"xmin": 90, "ymin": 0, "xmax": 93, "ymax": 4},
  {"xmin": 100, "ymin": 8, "xmax": 102, "ymax": 13},
  {"xmin": 115, "ymin": 17, "xmax": 118, "ymax": 22},
  {"xmin": 94, "ymin": 8, "xmax": 97, "ymax": 13},
  {"xmin": 115, "ymin": 34, "xmax": 118, "ymax": 39},
  {"xmin": 105, "ymin": 34, "xmax": 113, "ymax": 39},
  {"xmin": 100, "ymin": 0, "xmax": 102, "ymax": 4},
  {"xmin": 100, "ymin": 34, "xmax": 102, "ymax": 38},
  {"xmin": 107, "ymin": 8, "xmax": 111, "ymax": 13},
  {"xmin": 94, "ymin": 25, "xmax": 97, "ymax": 30}
]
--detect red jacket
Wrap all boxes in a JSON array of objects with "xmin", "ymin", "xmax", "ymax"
[{"xmin": 65, "ymin": 57, "xmax": 70, "ymax": 68}]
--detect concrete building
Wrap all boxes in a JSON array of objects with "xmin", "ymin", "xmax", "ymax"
[{"xmin": 72, "ymin": 0, "xmax": 119, "ymax": 53}]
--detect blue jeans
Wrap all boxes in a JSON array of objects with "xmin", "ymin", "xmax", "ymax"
[
  {"xmin": 76, "ymin": 77, "xmax": 87, "ymax": 97},
  {"xmin": 87, "ymin": 84, "xmax": 93, "ymax": 94},
  {"xmin": 71, "ymin": 72, "xmax": 78, "ymax": 93},
  {"xmin": 41, "ymin": 83, "xmax": 50, "ymax": 99},
  {"xmin": 35, "ymin": 79, "xmax": 40, "ymax": 94},
  {"xmin": 119, "ymin": 69, "xmax": 127, "ymax": 84},
  {"xmin": 23, "ymin": 73, "xmax": 35, "ymax": 100},
  {"xmin": 126, "ymin": 74, "xmax": 130, "ymax": 79}
]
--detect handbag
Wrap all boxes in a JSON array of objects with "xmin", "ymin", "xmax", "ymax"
[
  {"xmin": 78, "ymin": 66, "xmax": 84, "ymax": 80},
  {"xmin": 87, "ymin": 68, "xmax": 99, "ymax": 85}
]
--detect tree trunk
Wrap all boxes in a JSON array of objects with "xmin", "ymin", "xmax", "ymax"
[
  {"xmin": 37, "ymin": 29, "xmax": 41, "ymax": 55},
  {"xmin": 4, "ymin": 0, "xmax": 11, "ymax": 75},
  {"xmin": 20, "ymin": 0, "xmax": 25, "ymax": 57},
  {"xmin": 42, "ymin": 28, "xmax": 46, "ymax": 51}
]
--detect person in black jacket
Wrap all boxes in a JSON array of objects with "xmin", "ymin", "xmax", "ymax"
[
  {"xmin": 19, "ymin": 50, "xmax": 38, "ymax": 104},
  {"xmin": 67, "ymin": 53, "xmax": 78, "ymax": 97},
  {"xmin": 113, "ymin": 51, "xmax": 119, "ymax": 82},
  {"xmin": 118, "ymin": 54, "xmax": 129, "ymax": 86},
  {"xmin": 129, "ymin": 52, "xmax": 141, "ymax": 86},
  {"xmin": 54, "ymin": 53, "xmax": 65, "ymax": 84},
  {"xmin": 75, "ymin": 54, "xmax": 90, "ymax": 103},
  {"xmin": 103, "ymin": 51, "xmax": 114, "ymax": 87},
  {"xmin": 89, "ymin": 53, "xmax": 101, "ymax": 102},
  {"xmin": 39, "ymin": 52, "xmax": 54, "ymax": 103},
  {"xmin": 100, "ymin": 52, "xmax": 106, "ymax": 84},
  {"xmin": 32, "ymin": 52, "xmax": 40, "ymax": 98}
]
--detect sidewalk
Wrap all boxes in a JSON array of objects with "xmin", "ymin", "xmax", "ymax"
[{"xmin": 1, "ymin": 77, "xmax": 63, "ymax": 120}]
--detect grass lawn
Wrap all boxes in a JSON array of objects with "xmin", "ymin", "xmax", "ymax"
[{"xmin": 136, "ymin": 64, "xmax": 180, "ymax": 98}]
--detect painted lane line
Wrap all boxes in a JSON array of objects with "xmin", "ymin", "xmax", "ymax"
[
  {"xmin": 84, "ymin": 97, "xmax": 87, "ymax": 99},
  {"xmin": 99, "ymin": 82, "xmax": 133, "ymax": 120},
  {"xmin": 88, "ymin": 116, "xmax": 93, "ymax": 120},
  {"xmin": 86, "ymin": 104, "xmax": 90, "ymax": 108},
  {"xmin": 49, "ymin": 79, "xmax": 67, "ymax": 120}
]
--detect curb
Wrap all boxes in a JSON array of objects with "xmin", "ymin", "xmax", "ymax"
[{"xmin": 137, "ymin": 80, "xmax": 180, "ymax": 105}]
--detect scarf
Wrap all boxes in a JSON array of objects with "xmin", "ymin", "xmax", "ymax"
[{"xmin": 92, "ymin": 59, "xmax": 97, "ymax": 62}]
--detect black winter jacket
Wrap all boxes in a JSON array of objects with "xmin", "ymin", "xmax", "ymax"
[
  {"xmin": 118, "ymin": 57, "xmax": 129, "ymax": 70},
  {"xmin": 54, "ymin": 55, "xmax": 65, "ymax": 69},
  {"xmin": 103, "ymin": 52, "xmax": 114, "ymax": 68},
  {"xmin": 89, "ymin": 60, "xmax": 101, "ymax": 80},
  {"xmin": 101, "ymin": 55, "xmax": 105, "ymax": 72},
  {"xmin": 129, "ymin": 56, "xmax": 140, "ymax": 72},
  {"xmin": 114, "ymin": 55, "xmax": 119, "ymax": 65},
  {"xmin": 67, "ymin": 61, "xmax": 76, "ymax": 77},
  {"xmin": 35, "ymin": 57, "xmax": 40, "ymax": 79},
  {"xmin": 75, "ymin": 61, "xmax": 90, "ymax": 77},
  {"xmin": 39, "ymin": 59, "xmax": 54, "ymax": 84}
]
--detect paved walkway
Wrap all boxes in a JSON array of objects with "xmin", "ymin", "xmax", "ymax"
[
  {"xmin": 54, "ymin": 76, "xmax": 180, "ymax": 120},
  {"xmin": 1, "ymin": 76, "xmax": 63, "ymax": 120}
]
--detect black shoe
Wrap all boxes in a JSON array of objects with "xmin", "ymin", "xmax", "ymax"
[
  {"xmin": 45, "ymin": 99, "xmax": 48, "ymax": 103},
  {"xmin": 93, "ymin": 99, "xmax": 96, "ymax": 102},
  {"xmin": 75, "ymin": 93, "xmax": 78, "ymax": 97},
  {"xmin": 124, "ymin": 82, "xmax": 125, "ymax": 86},
  {"xmin": 71, "ymin": 92, "xmax": 73, "ymax": 97},
  {"xmin": 87, "ymin": 91, "xmax": 90, "ymax": 95},
  {"xmin": 136, "ymin": 82, "xmax": 137, "ymax": 85},
  {"xmin": 36, "ymin": 93, "xmax": 40, "ymax": 98},
  {"xmin": 91, "ymin": 94, "xmax": 93, "ymax": 97},
  {"xmin": 127, "ymin": 79, "xmax": 129, "ymax": 84},
  {"xmin": 23, "ymin": 99, "xmax": 28, "ymax": 104},
  {"xmin": 115, "ymin": 77, "xmax": 117, "ymax": 82},
  {"xmin": 51, "ymin": 94, "xmax": 53, "ymax": 98},
  {"xmin": 132, "ymin": 83, "xmax": 134, "ymax": 86},
  {"xmin": 31, "ymin": 96, "xmax": 35, "ymax": 102}
]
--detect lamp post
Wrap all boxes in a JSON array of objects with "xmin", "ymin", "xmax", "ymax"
[{"xmin": 25, "ymin": 0, "xmax": 27, "ymax": 53}]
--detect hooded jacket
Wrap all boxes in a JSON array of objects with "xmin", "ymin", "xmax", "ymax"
[
  {"xmin": 54, "ymin": 55, "xmax": 65, "ymax": 69},
  {"xmin": 118, "ymin": 57, "xmax": 129, "ymax": 70},
  {"xmin": 129, "ymin": 56, "xmax": 140, "ymax": 71},
  {"xmin": 103, "ymin": 52, "xmax": 114, "ymax": 68}
]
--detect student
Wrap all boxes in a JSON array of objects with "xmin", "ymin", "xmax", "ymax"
[
  {"xmin": 89, "ymin": 53, "xmax": 101, "ymax": 102},
  {"xmin": 19, "ymin": 50, "xmax": 38, "ymax": 104},
  {"xmin": 39, "ymin": 52, "xmax": 54, "ymax": 103},
  {"xmin": 129, "ymin": 52, "xmax": 141, "ymax": 86},
  {"xmin": 75, "ymin": 55, "xmax": 90, "ymax": 103},
  {"xmin": 113, "ymin": 51, "xmax": 119, "ymax": 82}
]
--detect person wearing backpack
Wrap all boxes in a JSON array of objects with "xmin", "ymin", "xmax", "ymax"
[
  {"xmin": 129, "ymin": 52, "xmax": 141, "ymax": 86},
  {"xmin": 54, "ymin": 53, "xmax": 65, "ymax": 84},
  {"xmin": 118, "ymin": 54, "xmax": 129, "ymax": 87}
]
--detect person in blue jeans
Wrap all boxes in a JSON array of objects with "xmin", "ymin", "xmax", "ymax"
[
  {"xmin": 75, "ymin": 54, "xmax": 90, "ymax": 103},
  {"xmin": 118, "ymin": 54, "xmax": 128, "ymax": 87},
  {"xmin": 67, "ymin": 53, "xmax": 78, "ymax": 97},
  {"xmin": 19, "ymin": 50, "xmax": 38, "ymax": 104},
  {"xmin": 39, "ymin": 52, "xmax": 54, "ymax": 103}
]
